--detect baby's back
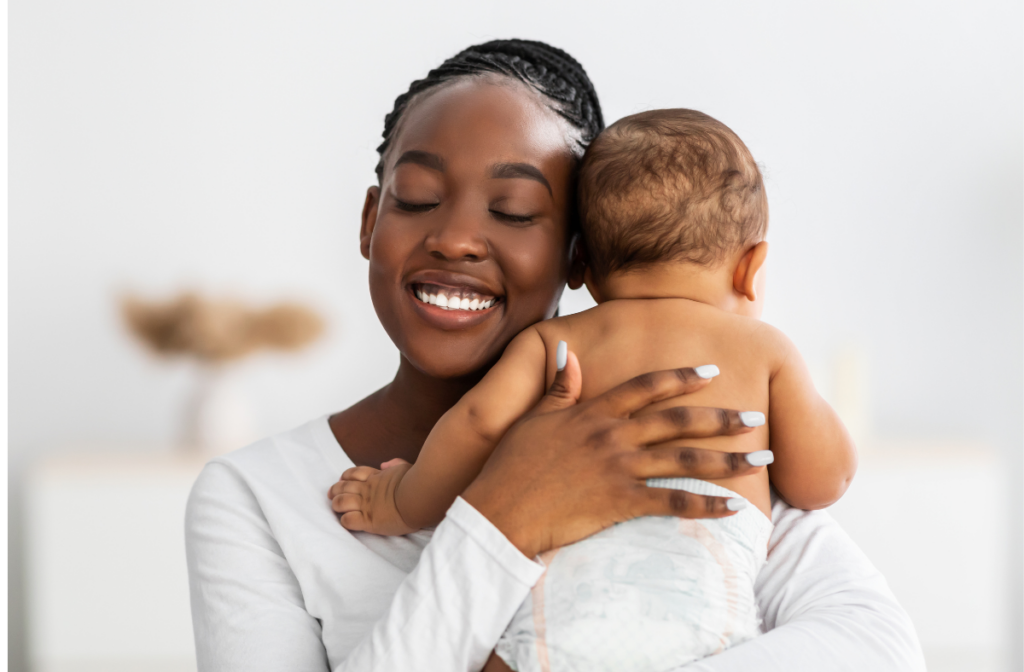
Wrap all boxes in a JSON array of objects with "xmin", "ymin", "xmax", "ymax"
[{"xmin": 535, "ymin": 299, "xmax": 782, "ymax": 514}]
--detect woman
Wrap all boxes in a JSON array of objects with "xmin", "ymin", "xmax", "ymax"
[{"xmin": 185, "ymin": 40, "xmax": 924, "ymax": 671}]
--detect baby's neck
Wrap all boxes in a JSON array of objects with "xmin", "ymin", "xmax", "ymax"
[{"xmin": 594, "ymin": 263, "xmax": 743, "ymax": 314}]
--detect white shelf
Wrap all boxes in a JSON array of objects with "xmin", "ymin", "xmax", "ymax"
[{"xmin": 26, "ymin": 451, "xmax": 208, "ymax": 672}]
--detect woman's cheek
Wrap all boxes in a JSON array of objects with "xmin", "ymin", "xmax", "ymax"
[
  {"xmin": 366, "ymin": 217, "xmax": 413, "ymax": 334},
  {"xmin": 500, "ymin": 225, "xmax": 569, "ymax": 318}
]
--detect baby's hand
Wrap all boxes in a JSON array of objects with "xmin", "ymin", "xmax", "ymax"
[{"xmin": 328, "ymin": 459, "xmax": 417, "ymax": 536}]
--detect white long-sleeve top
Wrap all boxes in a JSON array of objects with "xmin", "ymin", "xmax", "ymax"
[{"xmin": 185, "ymin": 416, "xmax": 925, "ymax": 671}]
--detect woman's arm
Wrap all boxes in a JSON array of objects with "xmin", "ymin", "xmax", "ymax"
[
  {"xmin": 336, "ymin": 497, "xmax": 546, "ymax": 671},
  {"xmin": 673, "ymin": 497, "xmax": 926, "ymax": 672},
  {"xmin": 186, "ymin": 462, "xmax": 330, "ymax": 671},
  {"xmin": 187, "ymin": 459, "xmax": 545, "ymax": 672}
]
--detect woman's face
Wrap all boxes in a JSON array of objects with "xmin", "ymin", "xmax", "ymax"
[{"xmin": 360, "ymin": 78, "xmax": 578, "ymax": 379}]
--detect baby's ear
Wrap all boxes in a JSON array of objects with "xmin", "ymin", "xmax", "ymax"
[
  {"xmin": 732, "ymin": 241, "xmax": 769, "ymax": 302},
  {"xmin": 359, "ymin": 186, "xmax": 381, "ymax": 260},
  {"xmin": 567, "ymin": 233, "xmax": 588, "ymax": 290}
]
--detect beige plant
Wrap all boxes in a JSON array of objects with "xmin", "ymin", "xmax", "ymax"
[{"xmin": 122, "ymin": 292, "xmax": 324, "ymax": 362}]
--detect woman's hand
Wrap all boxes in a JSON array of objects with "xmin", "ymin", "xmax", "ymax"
[{"xmin": 462, "ymin": 349, "xmax": 769, "ymax": 558}]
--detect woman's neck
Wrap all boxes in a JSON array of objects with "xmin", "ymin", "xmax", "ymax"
[{"xmin": 329, "ymin": 356, "xmax": 483, "ymax": 467}]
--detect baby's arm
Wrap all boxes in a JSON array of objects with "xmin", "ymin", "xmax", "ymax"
[
  {"xmin": 335, "ymin": 328, "xmax": 549, "ymax": 534},
  {"xmin": 765, "ymin": 328, "xmax": 858, "ymax": 509}
]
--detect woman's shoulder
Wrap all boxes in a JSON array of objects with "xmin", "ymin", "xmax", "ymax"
[
  {"xmin": 187, "ymin": 415, "xmax": 351, "ymax": 528},
  {"xmin": 214, "ymin": 414, "xmax": 348, "ymax": 476}
]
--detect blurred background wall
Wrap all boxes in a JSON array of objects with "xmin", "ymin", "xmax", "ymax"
[{"xmin": 9, "ymin": 1, "xmax": 1022, "ymax": 671}]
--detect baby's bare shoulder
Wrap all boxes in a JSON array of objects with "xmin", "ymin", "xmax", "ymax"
[
  {"xmin": 715, "ymin": 312, "xmax": 796, "ymax": 367},
  {"xmin": 532, "ymin": 306, "xmax": 600, "ymax": 341},
  {"xmin": 532, "ymin": 302, "xmax": 631, "ymax": 348},
  {"xmin": 533, "ymin": 300, "xmax": 794, "ymax": 365}
]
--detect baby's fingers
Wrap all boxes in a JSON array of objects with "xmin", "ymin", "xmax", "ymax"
[
  {"xmin": 329, "ymin": 478, "xmax": 368, "ymax": 499},
  {"xmin": 340, "ymin": 465, "xmax": 380, "ymax": 482},
  {"xmin": 636, "ymin": 484, "xmax": 745, "ymax": 520},
  {"xmin": 331, "ymin": 491, "xmax": 364, "ymax": 514},
  {"xmin": 339, "ymin": 511, "xmax": 369, "ymax": 531}
]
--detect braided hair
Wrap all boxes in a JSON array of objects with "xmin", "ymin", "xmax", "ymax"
[{"xmin": 375, "ymin": 39, "xmax": 604, "ymax": 181}]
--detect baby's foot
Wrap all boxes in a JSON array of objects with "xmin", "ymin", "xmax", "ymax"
[{"xmin": 329, "ymin": 459, "xmax": 417, "ymax": 536}]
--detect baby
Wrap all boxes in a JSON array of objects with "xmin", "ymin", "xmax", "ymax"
[{"xmin": 335, "ymin": 109, "xmax": 857, "ymax": 671}]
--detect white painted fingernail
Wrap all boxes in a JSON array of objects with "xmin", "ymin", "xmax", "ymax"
[
  {"xmin": 726, "ymin": 498, "xmax": 748, "ymax": 511},
  {"xmin": 746, "ymin": 450, "xmax": 774, "ymax": 466},
  {"xmin": 739, "ymin": 411, "xmax": 765, "ymax": 427},
  {"xmin": 694, "ymin": 365, "xmax": 719, "ymax": 379},
  {"xmin": 556, "ymin": 341, "xmax": 568, "ymax": 371}
]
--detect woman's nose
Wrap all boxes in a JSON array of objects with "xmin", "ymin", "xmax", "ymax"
[{"xmin": 423, "ymin": 209, "xmax": 489, "ymax": 262}]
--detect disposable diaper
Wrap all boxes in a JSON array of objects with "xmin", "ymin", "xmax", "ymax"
[{"xmin": 495, "ymin": 478, "xmax": 773, "ymax": 672}]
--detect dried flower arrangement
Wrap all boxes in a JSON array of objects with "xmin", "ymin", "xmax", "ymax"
[
  {"xmin": 121, "ymin": 292, "xmax": 325, "ymax": 453},
  {"xmin": 122, "ymin": 293, "xmax": 324, "ymax": 361}
]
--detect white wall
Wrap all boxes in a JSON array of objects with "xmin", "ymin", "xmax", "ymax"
[{"xmin": 10, "ymin": 1, "xmax": 1022, "ymax": 670}]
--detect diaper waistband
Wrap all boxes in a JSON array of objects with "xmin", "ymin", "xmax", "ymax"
[{"xmin": 645, "ymin": 477, "xmax": 774, "ymax": 542}]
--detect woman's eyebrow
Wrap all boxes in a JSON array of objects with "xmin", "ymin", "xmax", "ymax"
[
  {"xmin": 490, "ymin": 162, "xmax": 552, "ymax": 196},
  {"xmin": 394, "ymin": 150, "xmax": 445, "ymax": 173}
]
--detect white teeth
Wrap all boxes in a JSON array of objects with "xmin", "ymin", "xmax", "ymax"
[{"xmin": 414, "ymin": 285, "xmax": 498, "ymax": 311}]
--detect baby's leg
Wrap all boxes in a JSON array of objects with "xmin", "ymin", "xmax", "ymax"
[{"xmin": 330, "ymin": 461, "xmax": 418, "ymax": 536}]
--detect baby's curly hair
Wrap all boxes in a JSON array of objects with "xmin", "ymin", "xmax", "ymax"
[{"xmin": 579, "ymin": 109, "xmax": 768, "ymax": 278}]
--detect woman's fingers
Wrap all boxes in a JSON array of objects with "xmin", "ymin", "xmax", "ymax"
[
  {"xmin": 595, "ymin": 368, "xmax": 716, "ymax": 418},
  {"xmin": 629, "ymin": 406, "xmax": 762, "ymax": 446},
  {"xmin": 627, "ymin": 446, "xmax": 774, "ymax": 480},
  {"xmin": 636, "ymin": 485, "xmax": 742, "ymax": 519}
]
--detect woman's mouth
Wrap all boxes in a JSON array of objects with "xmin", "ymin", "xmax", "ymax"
[{"xmin": 412, "ymin": 283, "xmax": 500, "ymax": 312}]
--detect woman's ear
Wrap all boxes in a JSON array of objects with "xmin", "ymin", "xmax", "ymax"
[
  {"xmin": 732, "ymin": 241, "xmax": 769, "ymax": 302},
  {"xmin": 359, "ymin": 186, "xmax": 381, "ymax": 260},
  {"xmin": 567, "ymin": 234, "xmax": 588, "ymax": 290}
]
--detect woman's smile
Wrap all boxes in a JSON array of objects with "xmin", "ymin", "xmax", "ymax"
[
  {"xmin": 408, "ymin": 269, "xmax": 503, "ymax": 312},
  {"xmin": 413, "ymin": 285, "xmax": 498, "ymax": 312},
  {"xmin": 406, "ymin": 270, "xmax": 505, "ymax": 331}
]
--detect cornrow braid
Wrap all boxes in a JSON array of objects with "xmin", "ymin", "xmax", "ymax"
[{"xmin": 375, "ymin": 39, "xmax": 604, "ymax": 181}]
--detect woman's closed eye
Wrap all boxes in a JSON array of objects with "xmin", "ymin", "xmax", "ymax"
[
  {"xmin": 489, "ymin": 209, "xmax": 535, "ymax": 225},
  {"xmin": 394, "ymin": 198, "xmax": 439, "ymax": 213}
]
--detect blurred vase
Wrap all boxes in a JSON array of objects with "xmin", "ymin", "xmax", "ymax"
[
  {"xmin": 181, "ymin": 365, "xmax": 259, "ymax": 455},
  {"xmin": 121, "ymin": 292, "xmax": 325, "ymax": 455}
]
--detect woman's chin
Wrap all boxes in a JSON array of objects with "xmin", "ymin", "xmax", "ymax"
[{"xmin": 403, "ymin": 348, "xmax": 496, "ymax": 382}]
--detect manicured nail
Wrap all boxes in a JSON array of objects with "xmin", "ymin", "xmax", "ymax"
[
  {"xmin": 556, "ymin": 341, "xmax": 568, "ymax": 371},
  {"xmin": 694, "ymin": 365, "xmax": 720, "ymax": 379},
  {"xmin": 726, "ymin": 498, "xmax": 748, "ymax": 511},
  {"xmin": 746, "ymin": 450, "xmax": 774, "ymax": 466},
  {"xmin": 739, "ymin": 411, "xmax": 765, "ymax": 427}
]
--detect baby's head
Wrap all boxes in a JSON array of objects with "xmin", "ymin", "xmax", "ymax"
[{"xmin": 577, "ymin": 109, "xmax": 769, "ymax": 315}]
